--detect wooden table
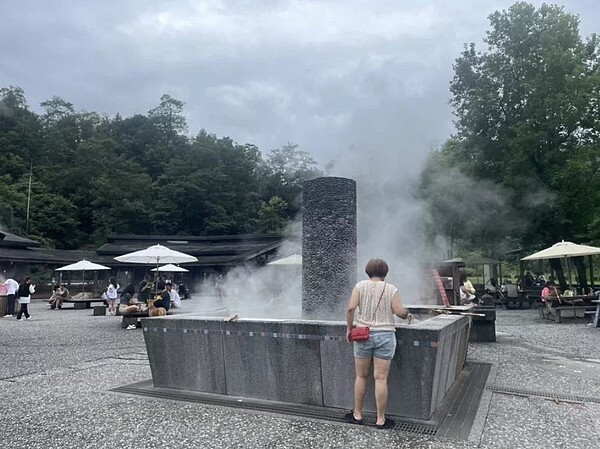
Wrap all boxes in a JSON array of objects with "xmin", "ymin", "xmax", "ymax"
[{"xmin": 542, "ymin": 297, "xmax": 598, "ymax": 323}]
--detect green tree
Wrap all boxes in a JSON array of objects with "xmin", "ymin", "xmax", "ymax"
[
  {"xmin": 255, "ymin": 196, "xmax": 289, "ymax": 233},
  {"xmin": 260, "ymin": 143, "xmax": 322, "ymax": 218},
  {"xmin": 0, "ymin": 85, "xmax": 324, "ymax": 248},
  {"xmin": 148, "ymin": 94, "xmax": 188, "ymax": 142},
  {"xmin": 440, "ymin": 2, "xmax": 600, "ymax": 250}
]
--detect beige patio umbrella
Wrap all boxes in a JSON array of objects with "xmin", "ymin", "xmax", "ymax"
[
  {"xmin": 521, "ymin": 241, "xmax": 600, "ymax": 260},
  {"xmin": 521, "ymin": 240, "xmax": 600, "ymax": 288}
]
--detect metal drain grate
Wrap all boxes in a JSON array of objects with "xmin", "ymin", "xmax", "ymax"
[
  {"xmin": 393, "ymin": 422, "xmax": 437, "ymax": 435},
  {"xmin": 486, "ymin": 385, "xmax": 600, "ymax": 404},
  {"xmin": 113, "ymin": 382, "xmax": 438, "ymax": 436}
]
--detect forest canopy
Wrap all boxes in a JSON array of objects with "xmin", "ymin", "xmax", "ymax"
[{"xmin": 0, "ymin": 89, "xmax": 322, "ymax": 249}]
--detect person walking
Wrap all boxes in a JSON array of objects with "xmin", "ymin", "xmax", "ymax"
[
  {"xmin": 345, "ymin": 259, "xmax": 412, "ymax": 429},
  {"xmin": 16, "ymin": 276, "xmax": 35, "ymax": 321},
  {"xmin": 3, "ymin": 277, "xmax": 18, "ymax": 317},
  {"xmin": 106, "ymin": 278, "xmax": 119, "ymax": 316}
]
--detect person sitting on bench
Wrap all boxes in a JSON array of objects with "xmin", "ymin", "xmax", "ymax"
[
  {"xmin": 149, "ymin": 283, "xmax": 172, "ymax": 317},
  {"xmin": 49, "ymin": 285, "xmax": 61, "ymax": 309},
  {"xmin": 119, "ymin": 292, "xmax": 147, "ymax": 315},
  {"xmin": 49, "ymin": 284, "xmax": 69, "ymax": 310}
]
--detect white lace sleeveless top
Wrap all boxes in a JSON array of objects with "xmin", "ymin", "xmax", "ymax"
[{"xmin": 355, "ymin": 280, "xmax": 398, "ymax": 331}]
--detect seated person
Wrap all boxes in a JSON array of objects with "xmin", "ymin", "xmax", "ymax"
[
  {"xmin": 485, "ymin": 277, "xmax": 498, "ymax": 294},
  {"xmin": 178, "ymin": 283, "xmax": 188, "ymax": 299},
  {"xmin": 121, "ymin": 283, "xmax": 135, "ymax": 301},
  {"xmin": 170, "ymin": 287, "xmax": 181, "ymax": 309},
  {"xmin": 59, "ymin": 284, "xmax": 69, "ymax": 306},
  {"xmin": 541, "ymin": 281, "xmax": 559, "ymax": 305},
  {"xmin": 149, "ymin": 283, "xmax": 172, "ymax": 317},
  {"xmin": 523, "ymin": 272, "xmax": 535, "ymax": 287},
  {"xmin": 49, "ymin": 285, "xmax": 61, "ymax": 309},
  {"xmin": 49, "ymin": 284, "xmax": 69, "ymax": 309},
  {"xmin": 459, "ymin": 268, "xmax": 477, "ymax": 304},
  {"xmin": 119, "ymin": 293, "xmax": 147, "ymax": 315}
]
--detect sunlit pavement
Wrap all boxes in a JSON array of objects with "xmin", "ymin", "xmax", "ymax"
[{"xmin": 1, "ymin": 300, "xmax": 599, "ymax": 448}]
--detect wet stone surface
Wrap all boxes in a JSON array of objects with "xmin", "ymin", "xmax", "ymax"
[
  {"xmin": 1, "ymin": 301, "xmax": 600, "ymax": 448},
  {"xmin": 302, "ymin": 177, "xmax": 356, "ymax": 316}
]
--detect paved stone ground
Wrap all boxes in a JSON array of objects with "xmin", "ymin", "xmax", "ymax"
[{"xmin": 1, "ymin": 301, "xmax": 599, "ymax": 448}]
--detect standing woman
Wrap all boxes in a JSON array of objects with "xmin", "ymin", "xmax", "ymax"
[
  {"xmin": 106, "ymin": 278, "xmax": 119, "ymax": 316},
  {"xmin": 16, "ymin": 276, "xmax": 35, "ymax": 321},
  {"xmin": 345, "ymin": 259, "xmax": 412, "ymax": 429}
]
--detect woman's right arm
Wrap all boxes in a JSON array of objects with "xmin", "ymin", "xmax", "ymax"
[{"xmin": 391, "ymin": 292, "xmax": 412, "ymax": 321}]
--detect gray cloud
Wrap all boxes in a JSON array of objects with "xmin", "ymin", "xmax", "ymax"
[{"xmin": 2, "ymin": 0, "xmax": 597, "ymax": 164}]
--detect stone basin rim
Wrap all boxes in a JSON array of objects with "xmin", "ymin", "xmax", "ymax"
[{"xmin": 141, "ymin": 313, "xmax": 457, "ymax": 329}]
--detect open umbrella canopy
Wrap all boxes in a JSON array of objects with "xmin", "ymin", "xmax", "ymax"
[
  {"xmin": 56, "ymin": 260, "xmax": 111, "ymax": 271},
  {"xmin": 114, "ymin": 244, "xmax": 197, "ymax": 265},
  {"xmin": 267, "ymin": 254, "xmax": 302, "ymax": 265},
  {"xmin": 151, "ymin": 263, "xmax": 189, "ymax": 273},
  {"xmin": 521, "ymin": 241, "xmax": 600, "ymax": 261}
]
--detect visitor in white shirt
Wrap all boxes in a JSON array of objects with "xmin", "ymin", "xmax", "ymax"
[
  {"xmin": 170, "ymin": 288, "xmax": 181, "ymax": 308},
  {"xmin": 4, "ymin": 278, "xmax": 19, "ymax": 317}
]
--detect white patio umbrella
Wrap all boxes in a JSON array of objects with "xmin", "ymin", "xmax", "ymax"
[
  {"xmin": 151, "ymin": 264, "xmax": 189, "ymax": 273},
  {"xmin": 55, "ymin": 259, "xmax": 111, "ymax": 293},
  {"xmin": 115, "ymin": 244, "xmax": 197, "ymax": 283},
  {"xmin": 521, "ymin": 241, "xmax": 600, "ymax": 260},
  {"xmin": 267, "ymin": 254, "xmax": 302, "ymax": 265},
  {"xmin": 522, "ymin": 240, "xmax": 600, "ymax": 288}
]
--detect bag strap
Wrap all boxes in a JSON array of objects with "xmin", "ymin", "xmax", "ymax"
[{"xmin": 370, "ymin": 282, "xmax": 386, "ymax": 322}]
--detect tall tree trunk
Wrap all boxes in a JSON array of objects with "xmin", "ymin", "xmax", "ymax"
[
  {"xmin": 572, "ymin": 256, "xmax": 588, "ymax": 291},
  {"xmin": 549, "ymin": 259, "xmax": 567, "ymax": 290}
]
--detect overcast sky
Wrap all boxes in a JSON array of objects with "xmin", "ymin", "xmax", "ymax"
[{"xmin": 1, "ymin": 0, "xmax": 598, "ymax": 166}]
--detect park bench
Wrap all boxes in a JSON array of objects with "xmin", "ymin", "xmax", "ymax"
[
  {"xmin": 120, "ymin": 311, "xmax": 149, "ymax": 328},
  {"xmin": 539, "ymin": 301, "xmax": 597, "ymax": 323},
  {"xmin": 118, "ymin": 310, "xmax": 180, "ymax": 328},
  {"xmin": 61, "ymin": 298, "xmax": 106, "ymax": 309}
]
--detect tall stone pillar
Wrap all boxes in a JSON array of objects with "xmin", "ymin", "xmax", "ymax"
[{"xmin": 302, "ymin": 177, "xmax": 357, "ymax": 316}]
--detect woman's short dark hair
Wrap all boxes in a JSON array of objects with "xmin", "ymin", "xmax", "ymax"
[{"xmin": 365, "ymin": 259, "xmax": 389, "ymax": 278}]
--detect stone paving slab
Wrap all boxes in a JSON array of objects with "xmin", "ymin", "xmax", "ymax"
[{"xmin": 1, "ymin": 301, "xmax": 600, "ymax": 448}]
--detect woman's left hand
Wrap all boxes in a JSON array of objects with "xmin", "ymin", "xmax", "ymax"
[{"xmin": 345, "ymin": 330, "xmax": 353, "ymax": 344}]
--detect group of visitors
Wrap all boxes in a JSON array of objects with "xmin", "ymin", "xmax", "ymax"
[
  {"xmin": 109, "ymin": 276, "xmax": 183, "ymax": 326},
  {"xmin": 3, "ymin": 276, "xmax": 35, "ymax": 320}
]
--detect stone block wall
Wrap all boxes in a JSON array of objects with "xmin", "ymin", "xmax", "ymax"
[{"xmin": 143, "ymin": 314, "xmax": 470, "ymax": 420}]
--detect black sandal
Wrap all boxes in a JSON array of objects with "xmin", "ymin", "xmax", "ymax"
[
  {"xmin": 344, "ymin": 411, "xmax": 364, "ymax": 425},
  {"xmin": 375, "ymin": 418, "xmax": 395, "ymax": 429}
]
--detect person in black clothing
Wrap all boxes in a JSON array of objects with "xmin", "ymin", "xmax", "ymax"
[
  {"xmin": 16, "ymin": 277, "xmax": 34, "ymax": 320},
  {"xmin": 149, "ymin": 283, "xmax": 172, "ymax": 317},
  {"xmin": 138, "ymin": 276, "xmax": 154, "ymax": 304}
]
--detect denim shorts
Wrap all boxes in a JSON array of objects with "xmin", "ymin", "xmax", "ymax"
[{"xmin": 353, "ymin": 331, "xmax": 396, "ymax": 360}]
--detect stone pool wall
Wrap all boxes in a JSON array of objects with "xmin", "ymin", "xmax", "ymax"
[{"xmin": 143, "ymin": 314, "xmax": 469, "ymax": 420}]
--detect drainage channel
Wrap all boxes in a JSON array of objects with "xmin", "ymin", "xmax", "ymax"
[
  {"xmin": 486, "ymin": 385, "xmax": 600, "ymax": 404},
  {"xmin": 113, "ymin": 381, "xmax": 438, "ymax": 436}
]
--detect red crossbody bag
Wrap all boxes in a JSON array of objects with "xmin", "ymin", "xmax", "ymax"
[{"xmin": 350, "ymin": 283, "xmax": 386, "ymax": 342}]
